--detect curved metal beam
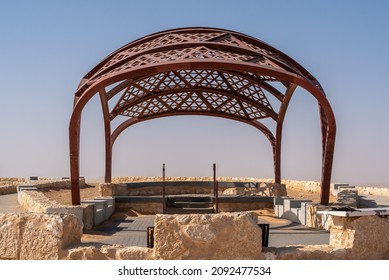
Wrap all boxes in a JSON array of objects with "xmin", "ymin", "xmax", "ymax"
[
  {"xmin": 274, "ymin": 83, "xmax": 297, "ymax": 184},
  {"xmin": 80, "ymin": 27, "xmax": 316, "ymax": 85},
  {"xmin": 110, "ymin": 87, "xmax": 278, "ymax": 121},
  {"xmin": 111, "ymin": 112, "xmax": 275, "ymax": 147},
  {"xmin": 99, "ymin": 89, "xmax": 112, "ymax": 183}
]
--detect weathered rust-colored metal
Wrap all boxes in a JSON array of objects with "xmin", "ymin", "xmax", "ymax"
[{"xmin": 69, "ymin": 27, "xmax": 336, "ymax": 205}]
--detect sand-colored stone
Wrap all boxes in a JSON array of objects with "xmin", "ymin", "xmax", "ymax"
[
  {"xmin": 18, "ymin": 190, "xmax": 84, "ymax": 225},
  {"xmin": 153, "ymin": 212, "xmax": 262, "ymax": 260},
  {"xmin": 0, "ymin": 213, "xmax": 82, "ymax": 260},
  {"xmin": 64, "ymin": 244, "xmax": 153, "ymax": 260},
  {"xmin": 116, "ymin": 202, "xmax": 163, "ymax": 214},
  {"xmin": 0, "ymin": 185, "xmax": 17, "ymax": 195},
  {"xmin": 257, "ymin": 183, "xmax": 287, "ymax": 196},
  {"xmin": 266, "ymin": 245, "xmax": 351, "ymax": 260},
  {"xmin": 218, "ymin": 202, "xmax": 273, "ymax": 212},
  {"xmin": 222, "ymin": 187, "xmax": 246, "ymax": 195},
  {"xmin": 330, "ymin": 215, "xmax": 389, "ymax": 259},
  {"xmin": 306, "ymin": 203, "xmax": 332, "ymax": 229}
]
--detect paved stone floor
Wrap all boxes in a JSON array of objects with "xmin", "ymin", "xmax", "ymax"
[
  {"xmin": 83, "ymin": 215, "xmax": 156, "ymax": 247},
  {"xmin": 0, "ymin": 193, "xmax": 24, "ymax": 213}
]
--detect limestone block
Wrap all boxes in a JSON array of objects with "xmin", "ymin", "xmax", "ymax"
[
  {"xmin": 65, "ymin": 246, "xmax": 108, "ymax": 260},
  {"xmin": 153, "ymin": 212, "xmax": 262, "ymax": 260},
  {"xmin": 306, "ymin": 203, "xmax": 331, "ymax": 229},
  {"xmin": 0, "ymin": 214, "xmax": 19, "ymax": 259},
  {"xmin": 81, "ymin": 203, "xmax": 94, "ymax": 230},
  {"xmin": 268, "ymin": 245, "xmax": 351, "ymax": 260},
  {"xmin": 99, "ymin": 183, "xmax": 117, "ymax": 196},
  {"xmin": 18, "ymin": 190, "xmax": 84, "ymax": 225},
  {"xmin": 222, "ymin": 187, "xmax": 245, "ymax": 195},
  {"xmin": 330, "ymin": 215, "xmax": 389, "ymax": 259},
  {"xmin": 0, "ymin": 213, "xmax": 82, "ymax": 260},
  {"xmin": 0, "ymin": 185, "xmax": 17, "ymax": 195},
  {"xmin": 64, "ymin": 245, "xmax": 153, "ymax": 260},
  {"xmin": 258, "ymin": 183, "xmax": 287, "ymax": 197},
  {"xmin": 336, "ymin": 189, "xmax": 358, "ymax": 208},
  {"xmin": 116, "ymin": 247, "xmax": 154, "ymax": 260}
]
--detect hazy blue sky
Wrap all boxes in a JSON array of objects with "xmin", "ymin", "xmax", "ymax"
[{"xmin": 0, "ymin": 0, "xmax": 388, "ymax": 186}]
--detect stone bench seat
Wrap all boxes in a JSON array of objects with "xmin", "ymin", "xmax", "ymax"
[{"xmin": 318, "ymin": 207, "xmax": 389, "ymax": 217}]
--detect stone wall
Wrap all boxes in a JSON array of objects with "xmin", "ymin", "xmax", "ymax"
[
  {"xmin": 330, "ymin": 215, "xmax": 389, "ymax": 259},
  {"xmin": 115, "ymin": 201, "xmax": 272, "ymax": 215},
  {"xmin": 18, "ymin": 190, "xmax": 85, "ymax": 223},
  {"xmin": 101, "ymin": 181, "xmax": 286, "ymax": 197},
  {"xmin": 0, "ymin": 178, "xmax": 26, "ymax": 195},
  {"xmin": 0, "ymin": 213, "xmax": 82, "ymax": 260},
  {"xmin": 0, "ymin": 185, "xmax": 18, "ymax": 195},
  {"xmin": 0, "ymin": 178, "xmax": 25, "ymax": 185},
  {"xmin": 20, "ymin": 178, "xmax": 85, "ymax": 190},
  {"xmin": 116, "ymin": 202, "xmax": 163, "ymax": 214},
  {"xmin": 356, "ymin": 186, "xmax": 389, "ymax": 196},
  {"xmin": 112, "ymin": 176, "xmax": 262, "ymax": 183},
  {"xmin": 153, "ymin": 212, "xmax": 262, "ymax": 260},
  {"xmin": 65, "ymin": 245, "xmax": 153, "ymax": 260}
]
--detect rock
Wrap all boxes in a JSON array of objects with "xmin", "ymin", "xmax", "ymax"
[
  {"xmin": 330, "ymin": 215, "xmax": 389, "ymax": 259},
  {"xmin": 0, "ymin": 213, "xmax": 82, "ymax": 260},
  {"xmin": 258, "ymin": 183, "xmax": 287, "ymax": 196},
  {"xmin": 222, "ymin": 188, "xmax": 245, "ymax": 195},
  {"xmin": 64, "ymin": 244, "xmax": 153, "ymax": 260},
  {"xmin": 153, "ymin": 212, "xmax": 262, "ymax": 260}
]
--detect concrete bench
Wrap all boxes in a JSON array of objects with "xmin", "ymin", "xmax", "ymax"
[
  {"xmin": 273, "ymin": 197, "xmax": 290, "ymax": 217},
  {"xmin": 81, "ymin": 200, "xmax": 106, "ymax": 226},
  {"xmin": 94, "ymin": 197, "xmax": 115, "ymax": 219},
  {"xmin": 281, "ymin": 199, "xmax": 312, "ymax": 223}
]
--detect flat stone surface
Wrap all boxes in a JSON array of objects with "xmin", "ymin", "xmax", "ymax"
[
  {"xmin": 0, "ymin": 193, "xmax": 25, "ymax": 213},
  {"xmin": 83, "ymin": 215, "xmax": 155, "ymax": 247}
]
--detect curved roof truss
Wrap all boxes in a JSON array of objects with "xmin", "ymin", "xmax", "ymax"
[{"xmin": 69, "ymin": 27, "xmax": 336, "ymax": 205}]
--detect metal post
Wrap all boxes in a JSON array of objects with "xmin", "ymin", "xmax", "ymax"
[
  {"xmin": 213, "ymin": 163, "xmax": 219, "ymax": 213},
  {"xmin": 162, "ymin": 163, "xmax": 166, "ymax": 214}
]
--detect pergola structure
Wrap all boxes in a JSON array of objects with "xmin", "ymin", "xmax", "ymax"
[{"xmin": 69, "ymin": 27, "xmax": 336, "ymax": 206}]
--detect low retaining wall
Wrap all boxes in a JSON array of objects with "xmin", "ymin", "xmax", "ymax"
[
  {"xmin": 18, "ymin": 178, "xmax": 85, "ymax": 190},
  {"xmin": 18, "ymin": 190, "xmax": 88, "ymax": 227},
  {"xmin": 0, "ymin": 185, "xmax": 18, "ymax": 195},
  {"xmin": 0, "ymin": 213, "xmax": 82, "ymax": 260},
  {"xmin": 0, "ymin": 178, "xmax": 26, "ymax": 195},
  {"xmin": 17, "ymin": 188, "xmax": 115, "ymax": 230},
  {"xmin": 100, "ymin": 181, "xmax": 286, "ymax": 197}
]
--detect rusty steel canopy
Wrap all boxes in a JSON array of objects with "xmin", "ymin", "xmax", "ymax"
[{"xmin": 69, "ymin": 27, "xmax": 336, "ymax": 205}]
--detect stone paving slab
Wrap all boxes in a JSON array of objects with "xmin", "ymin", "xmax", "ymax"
[{"xmin": 0, "ymin": 193, "xmax": 25, "ymax": 213}]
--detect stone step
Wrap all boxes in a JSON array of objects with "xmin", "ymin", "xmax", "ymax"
[
  {"xmin": 166, "ymin": 207, "xmax": 214, "ymax": 214},
  {"xmin": 166, "ymin": 195, "xmax": 212, "ymax": 203},
  {"xmin": 167, "ymin": 201, "xmax": 213, "ymax": 208}
]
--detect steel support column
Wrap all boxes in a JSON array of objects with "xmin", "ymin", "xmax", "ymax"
[
  {"xmin": 99, "ymin": 89, "xmax": 112, "ymax": 183},
  {"xmin": 274, "ymin": 84, "xmax": 297, "ymax": 184}
]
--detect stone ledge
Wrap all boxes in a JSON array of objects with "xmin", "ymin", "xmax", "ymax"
[
  {"xmin": 0, "ymin": 213, "xmax": 82, "ymax": 260},
  {"xmin": 18, "ymin": 190, "xmax": 88, "ymax": 229}
]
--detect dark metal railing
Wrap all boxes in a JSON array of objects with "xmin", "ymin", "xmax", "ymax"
[
  {"xmin": 162, "ymin": 163, "xmax": 166, "ymax": 214},
  {"xmin": 213, "ymin": 163, "xmax": 219, "ymax": 213}
]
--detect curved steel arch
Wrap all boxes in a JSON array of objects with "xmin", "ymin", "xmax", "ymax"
[{"xmin": 69, "ymin": 27, "xmax": 336, "ymax": 205}]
